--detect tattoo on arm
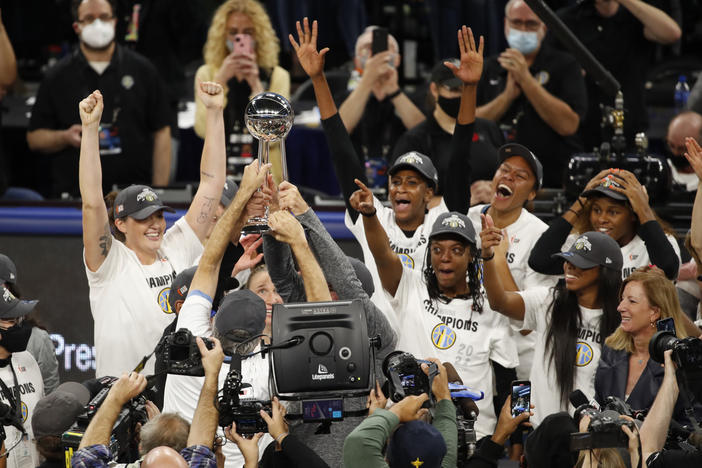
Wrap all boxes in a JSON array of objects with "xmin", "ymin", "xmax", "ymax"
[
  {"xmin": 98, "ymin": 223, "xmax": 112, "ymax": 257},
  {"xmin": 197, "ymin": 196, "xmax": 216, "ymax": 224}
]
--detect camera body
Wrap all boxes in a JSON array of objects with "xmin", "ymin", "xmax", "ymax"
[
  {"xmin": 571, "ymin": 396, "xmax": 636, "ymax": 451},
  {"xmin": 217, "ymin": 367, "xmax": 271, "ymax": 434},
  {"xmin": 382, "ymin": 351, "xmax": 438, "ymax": 406},
  {"xmin": 162, "ymin": 328, "xmax": 215, "ymax": 377},
  {"xmin": 650, "ymin": 330, "xmax": 702, "ymax": 370}
]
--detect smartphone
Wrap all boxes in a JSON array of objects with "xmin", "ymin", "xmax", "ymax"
[
  {"xmin": 371, "ymin": 27, "xmax": 389, "ymax": 55},
  {"xmin": 233, "ymin": 33, "xmax": 253, "ymax": 55},
  {"xmin": 511, "ymin": 380, "xmax": 531, "ymax": 418},
  {"xmin": 656, "ymin": 317, "xmax": 675, "ymax": 334}
]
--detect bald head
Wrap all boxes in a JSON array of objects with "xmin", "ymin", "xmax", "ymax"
[
  {"xmin": 141, "ymin": 447, "xmax": 188, "ymax": 468},
  {"xmin": 667, "ymin": 111, "xmax": 702, "ymax": 156}
]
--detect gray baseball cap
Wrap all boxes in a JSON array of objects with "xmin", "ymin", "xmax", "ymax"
[
  {"xmin": 0, "ymin": 254, "xmax": 17, "ymax": 284},
  {"xmin": 553, "ymin": 231, "xmax": 623, "ymax": 272},
  {"xmin": 429, "ymin": 212, "xmax": 477, "ymax": 246},
  {"xmin": 389, "ymin": 152, "xmax": 439, "ymax": 190},
  {"xmin": 498, "ymin": 143, "xmax": 544, "ymax": 190},
  {"xmin": 0, "ymin": 286, "xmax": 37, "ymax": 319},
  {"xmin": 215, "ymin": 289, "xmax": 266, "ymax": 340},
  {"xmin": 581, "ymin": 175, "xmax": 628, "ymax": 202},
  {"xmin": 113, "ymin": 185, "xmax": 175, "ymax": 220}
]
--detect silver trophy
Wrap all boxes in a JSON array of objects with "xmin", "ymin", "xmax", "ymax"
[{"xmin": 243, "ymin": 92, "xmax": 294, "ymax": 233}]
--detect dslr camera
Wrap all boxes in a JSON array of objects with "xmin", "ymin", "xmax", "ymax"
[
  {"xmin": 162, "ymin": 328, "xmax": 215, "ymax": 377},
  {"xmin": 571, "ymin": 396, "xmax": 636, "ymax": 450},
  {"xmin": 382, "ymin": 351, "xmax": 438, "ymax": 407},
  {"xmin": 218, "ymin": 366, "xmax": 271, "ymax": 435},
  {"xmin": 650, "ymin": 330, "xmax": 702, "ymax": 371}
]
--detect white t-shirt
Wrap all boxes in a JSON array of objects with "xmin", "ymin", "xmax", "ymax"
[
  {"xmin": 163, "ymin": 293, "xmax": 272, "ymax": 468},
  {"xmin": 562, "ymin": 232, "xmax": 680, "ymax": 279},
  {"xmin": 469, "ymin": 205, "xmax": 559, "ymax": 379},
  {"xmin": 668, "ymin": 159, "xmax": 699, "ymax": 192},
  {"xmin": 345, "ymin": 197, "xmax": 448, "ymax": 331},
  {"xmin": 387, "ymin": 268, "xmax": 518, "ymax": 438},
  {"xmin": 518, "ymin": 287, "xmax": 603, "ymax": 426},
  {"xmin": 1, "ymin": 352, "xmax": 44, "ymax": 468},
  {"xmin": 85, "ymin": 217, "xmax": 203, "ymax": 377}
]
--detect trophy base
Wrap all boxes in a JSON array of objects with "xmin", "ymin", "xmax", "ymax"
[{"xmin": 242, "ymin": 216, "xmax": 269, "ymax": 234}]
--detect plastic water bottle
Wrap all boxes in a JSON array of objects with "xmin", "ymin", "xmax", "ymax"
[{"xmin": 674, "ymin": 75, "xmax": 690, "ymax": 112}]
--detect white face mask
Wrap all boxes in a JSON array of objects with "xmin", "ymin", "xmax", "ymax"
[{"xmin": 80, "ymin": 19, "xmax": 115, "ymax": 49}]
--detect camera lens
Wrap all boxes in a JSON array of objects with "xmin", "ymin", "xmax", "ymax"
[{"xmin": 649, "ymin": 330, "xmax": 678, "ymax": 363}]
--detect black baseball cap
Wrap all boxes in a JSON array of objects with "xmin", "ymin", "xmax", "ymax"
[
  {"xmin": 524, "ymin": 412, "xmax": 578, "ymax": 468},
  {"xmin": 389, "ymin": 152, "xmax": 439, "ymax": 190},
  {"xmin": 221, "ymin": 176, "xmax": 239, "ymax": 208},
  {"xmin": 215, "ymin": 289, "xmax": 266, "ymax": 340},
  {"xmin": 0, "ymin": 254, "xmax": 17, "ymax": 284},
  {"xmin": 430, "ymin": 58, "xmax": 461, "ymax": 90},
  {"xmin": 429, "ymin": 212, "xmax": 477, "ymax": 246},
  {"xmin": 113, "ymin": 185, "xmax": 175, "ymax": 220},
  {"xmin": 0, "ymin": 285, "xmax": 37, "ymax": 319},
  {"xmin": 168, "ymin": 266, "xmax": 197, "ymax": 314},
  {"xmin": 553, "ymin": 231, "xmax": 623, "ymax": 272},
  {"xmin": 498, "ymin": 143, "xmax": 544, "ymax": 189},
  {"xmin": 581, "ymin": 174, "xmax": 628, "ymax": 202}
]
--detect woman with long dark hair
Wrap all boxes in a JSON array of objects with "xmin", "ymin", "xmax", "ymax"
[{"xmin": 482, "ymin": 217, "xmax": 623, "ymax": 424}]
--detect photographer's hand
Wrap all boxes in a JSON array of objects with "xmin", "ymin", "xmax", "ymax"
[
  {"xmin": 619, "ymin": 415, "xmax": 640, "ymax": 468},
  {"xmin": 225, "ymin": 424, "xmax": 263, "ymax": 468},
  {"xmin": 367, "ymin": 381, "xmax": 388, "ymax": 416},
  {"xmin": 79, "ymin": 372, "xmax": 146, "ymax": 449},
  {"xmin": 260, "ymin": 397, "xmax": 289, "ymax": 446},
  {"xmin": 389, "ymin": 394, "xmax": 430, "ymax": 423},
  {"xmin": 187, "ymin": 337, "xmax": 224, "ymax": 449},
  {"xmin": 421, "ymin": 358, "xmax": 451, "ymax": 402},
  {"xmin": 491, "ymin": 396, "xmax": 532, "ymax": 446}
]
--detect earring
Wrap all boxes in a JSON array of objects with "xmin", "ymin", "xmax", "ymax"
[{"xmin": 650, "ymin": 321, "xmax": 655, "ymax": 328}]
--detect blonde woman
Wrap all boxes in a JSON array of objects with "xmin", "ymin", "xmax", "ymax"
[
  {"xmin": 194, "ymin": 0, "xmax": 290, "ymax": 182},
  {"xmin": 595, "ymin": 266, "xmax": 701, "ymax": 424}
]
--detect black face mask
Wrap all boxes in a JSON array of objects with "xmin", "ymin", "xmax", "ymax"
[
  {"xmin": 670, "ymin": 156, "xmax": 691, "ymax": 170},
  {"xmin": 0, "ymin": 322, "xmax": 32, "ymax": 354},
  {"xmin": 438, "ymin": 96, "xmax": 461, "ymax": 119}
]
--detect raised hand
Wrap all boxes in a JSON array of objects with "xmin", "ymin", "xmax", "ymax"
[
  {"xmin": 606, "ymin": 170, "xmax": 654, "ymax": 221},
  {"xmin": 79, "ymin": 90, "xmax": 104, "ymax": 128},
  {"xmin": 197, "ymin": 80, "xmax": 224, "ymax": 111},
  {"xmin": 278, "ymin": 181, "xmax": 309, "ymax": 216},
  {"xmin": 289, "ymin": 17, "xmax": 329, "ymax": 79},
  {"xmin": 480, "ymin": 213, "xmax": 504, "ymax": 258},
  {"xmin": 388, "ymin": 393, "xmax": 430, "ymax": 422},
  {"xmin": 240, "ymin": 161, "xmax": 272, "ymax": 195},
  {"xmin": 225, "ymin": 424, "xmax": 263, "ymax": 465},
  {"xmin": 684, "ymin": 137, "xmax": 702, "ymax": 180},
  {"xmin": 444, "ymin": 26, "xmax": 484, "ymax": 86},
  {"xmin": 349, "ymin": 178, "xmax": 375, "ymax": 216},
  {"xmin": 107, "ymin": 372, "xmax": 146, "ymax": 406},
  {"xmin": 498, "ymin": 48, "xmax": 530, "ymax": 85},
  {"xmin": 268, "ymin": 210, "xmax": 306, "ymax": 246},
  {"xmin": 232, "ymin": 235, "xmax": 264, "ymax": 277}
]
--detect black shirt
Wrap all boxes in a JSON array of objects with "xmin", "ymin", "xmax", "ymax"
[
  {"xmin": 553, "ymin": 3, "xmax": 654, "ymax": 150},
  {"xmin": 391, "ymin": 114, "xmax": 503, "ymax": 191},
  {"xmin": 335, "ymin": 89, "xmax": 408, "ymax": 163},
  {"xmin": 28, "ymin": 45, "xmax": 170, "ymax": 197},
  {"xmin": 477, "ymin": 44, "xmax": 587, "ymax": 188}
]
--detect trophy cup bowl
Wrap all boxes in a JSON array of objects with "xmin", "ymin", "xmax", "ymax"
[{"xmin": 242, "ymin": 92, "xmax": 294, "ymax": 233}]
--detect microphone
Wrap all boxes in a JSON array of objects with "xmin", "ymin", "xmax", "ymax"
[{"xmin": 569, "ymin": 389, "xmax": 600, "ymax": 410}]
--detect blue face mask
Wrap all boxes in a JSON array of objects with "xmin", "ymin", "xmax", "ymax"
[{"xmin": 506, "ymin": 28, "xmax": 540, "ymax": 55}]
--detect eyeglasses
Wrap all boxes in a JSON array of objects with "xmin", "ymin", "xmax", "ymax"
[
  {"xmin": 507, "ymin": 18, "xmax": 542, "ymax": 31},
  {"xmin": 78, "ymin": 14, "xmax": 114, "ymax": 23}
]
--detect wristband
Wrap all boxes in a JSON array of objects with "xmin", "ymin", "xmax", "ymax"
[
  {"xmin": 567, "ymin": 208, "xmax": 581, "ymax": 217},
  {"xmin": 361, "ymin": 209, "xmax": 377, "ymax": 217},
  {"xmin": 386, "ymin": 89, "xmax": 402, "ymax": 100},
  {"xmin": 275, "ymin": 432, "xmax": 288, "ymax": 444},
  {"xmin": 575, "ymin": 198, "xmax": 586, "ymax": 209},
  {"xmin": 481, "ymin": 252, "xmax": 495, "ymax": 261}
]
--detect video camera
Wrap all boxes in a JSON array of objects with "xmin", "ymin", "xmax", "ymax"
[
  {"xmin": 62, "ymin": 376, "xmax": 149, "ymax": 466},
  {"xmin": 162, "ymin": 328, "xmax": 215, "ymax": 377},
  {"xmin": 570, "ymin": 393, "xmax": 637, "ymax": 451},
  {"xmin": 382, "ymin": 351, "xmax": 438, "ymax": 407},
  {"xmin": 217, "ymin": 365, "xmax": 271, "ymax": 435}
]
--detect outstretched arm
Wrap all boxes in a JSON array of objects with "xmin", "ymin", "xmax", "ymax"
[
  {"xmin": 0, "ymin": 9, "xmax": 16, "ymax": 91},
  {"xmin": 188, "ymin": 337, "xmax": 224, "ymax": 448},
  {"xmin": 350, "ymin": 179, "xmax": 403, "ymax": 296},
  {"xmin": 184, "ymin": 81, "xmax": 227, "ymax": 243},
  {"xmin": 268, "ymin": 210, "xmax": 332, "ymax": 302},
  {"xmin": 443, "ymin": 26, "xmax": 483, "ymax": 212},
  {"xmin": 289, "ymin": 18, "xmax": 368, "ymax": 218},
  {"xmin": 640, "ymin": 350, "xmax": 678, "ymax": 461},
  {"xmin": 78, "ymin": 91, "xmax": 111, "ymax": 273},
  {"xmin": 481, "ymin": 214, "xmax": 526, "ymax": 320},
  {"xmin": 618, "ymin": 0, "xmax": 681, "ymax": 44},
  {"xmin": 189, "ymin": 161, "xmax": 271, "ymax": 299},
  {"xmin": 685, "ymin": 138, "xmax": 702, "ymax": 260}
]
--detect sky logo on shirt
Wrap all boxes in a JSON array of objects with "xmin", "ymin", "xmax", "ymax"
[
  {"xmin": 431, "ymin": 323, "xmax": 457, "ymax": 350},
  {"xmin": 575, "ymin": 341, "xmax": 594, "ymax": 367},
  {"xmin": 21, "ymin": 401, "xmax": 28, "ymax": 422},
  {"xmin": 398, "ymin": 253, "xmax": 415, "ymax": 269},
  {"xmin": 158, "ymin": 288, "xmax": 174, "ymax": 314}
]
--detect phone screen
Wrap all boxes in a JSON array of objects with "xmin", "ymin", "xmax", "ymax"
[
  {"xmin": 371, "ymin": 28, "xmax": 389, "ymax": 55},
  {"xmin": 511, "ymin": 380, "xmax": 531, "ymax": 418},
  {"xmin": 656, "ymin": 317, "xmax": 675, "ymax": 334},
  {"xmin": 302, "ymin": 399, "xmax": 343, "ymax": 422}
]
